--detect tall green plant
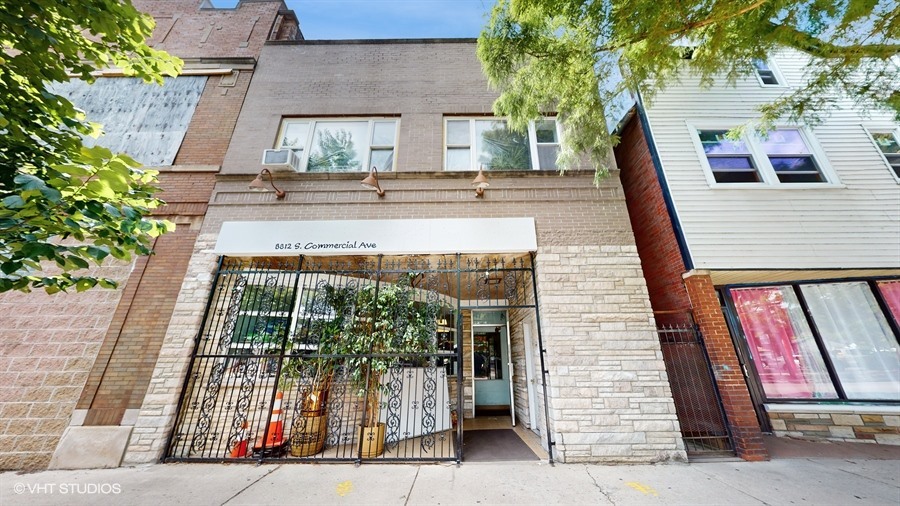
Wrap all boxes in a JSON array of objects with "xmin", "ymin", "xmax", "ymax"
[{"xmin": 334, "ymin": 277, "xmax": 441, "ymax": 428}]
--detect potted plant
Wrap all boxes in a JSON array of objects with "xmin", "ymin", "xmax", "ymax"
[
  {"xmin": 336, "ymin": 275, "xmax": 441, "ymax": 457},
  {"xmin": 282, "ymin": 283, "xmax": 356, "ymax": 457}
]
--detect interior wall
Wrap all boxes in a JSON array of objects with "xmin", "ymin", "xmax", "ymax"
[{"xmin": 508, "ymin": 306, "xmax": 534, "ymax": 431}]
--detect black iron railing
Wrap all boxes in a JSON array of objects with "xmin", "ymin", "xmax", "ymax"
[
  {"xmin": 657, "ymin": 322, "xmax": 734, "ymax": 456},
  {"xmin": 166, "ymin": 254, "xmax": 554, "ymax": 464}
]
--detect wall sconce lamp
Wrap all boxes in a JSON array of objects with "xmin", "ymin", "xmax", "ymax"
[
  {"xmin": 249, "ymin": 168, "xmax": 286, "ymax": 199},
  {"xmin": 472, "ymin": 167, "xmax": 490, "ymax": 198},
  {"xmin": 360, "ymin": 166, "xmax": 385, "ymax": 197}
]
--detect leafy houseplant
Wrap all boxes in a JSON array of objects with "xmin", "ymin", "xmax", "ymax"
[
  {"xmin": 333, "ymin": 276, "xmax": 441, "ymax": 457},
  {"xmin": 281, "ymin": 284, "xmax": 356, "ymax": 457}
]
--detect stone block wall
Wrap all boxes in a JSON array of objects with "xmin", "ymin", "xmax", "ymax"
[
  {"xmin": 768, "ymin": 407, "xmax": 900, "ymax": 445},
  {"xmin": 535, "ymin": 245, "xmax": 685, "ymax": 463}
]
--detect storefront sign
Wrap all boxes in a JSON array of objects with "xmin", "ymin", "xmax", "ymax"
[{"xmin": 213, "ymin": 217, "xmax": 537, "ymax": 256}]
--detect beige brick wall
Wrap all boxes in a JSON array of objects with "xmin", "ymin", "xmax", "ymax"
[
  {"xmin": 125, "ymin": 37, "xmax": 683, "ymax": 465},
  {"xmin": 0, "ymin": 262, "xmax": 133, "ymax": 471},
  {"xmin": 220, "ymin": 41, "xmax": 593, "ymax": 176}
]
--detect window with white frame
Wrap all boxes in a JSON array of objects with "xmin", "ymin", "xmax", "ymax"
[
  {"xmin": 692, "ymin": 126, "xmax": 830, "ymax": 185},
  {"xmin": 752, "ymin": 59, "xmax": 780, "ymax": 86},
  {"xmin": 444, "ymin": 117, "xmax": 560, "ymax": 171},
  {"xmin": 869, "ymin": 130, "xmax": 900, "ymax": 179},
  {"xmin": 277, "ymin": 118, "xmax": 398, "ymax": 172},
  {"xmin": 697, "ymin": 130, "xmax": 762, "ymax": 183},
  {"xmin": 759, "ymin": 129, "xmax": 826, "ymax": 183}
]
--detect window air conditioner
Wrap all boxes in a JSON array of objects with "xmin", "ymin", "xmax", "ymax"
[{"xmin": 261, "ymin": 149, "xmax": 302, "ymax": 172}]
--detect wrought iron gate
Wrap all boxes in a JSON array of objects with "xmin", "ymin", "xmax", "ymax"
[
  {"xmin": 166, "ymin": 253, "xmax": 553, "ymax": 464},
  {"xmin": 658, "ymin": 321, "xmax": 734, "ymax": 456}
]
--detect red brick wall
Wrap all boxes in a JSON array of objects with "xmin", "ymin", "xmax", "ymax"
[
  {"xmin": 616, "ymin": 116, "xmax": 692, "ymax": 326},
  {"xmin": 133, "ymin": 0, "xmax": 297, "ymax": 59},
  {"xmin": 79, "ymin": 227, "xmax": 200, "ymax": 426},
  {"xmin": 173, "ymin": 72, "xmax": 252, "ymax": 167},
  {"xmin": 617, "ymin": 116, "xmax": 768, "ymax": 461},
  {"xmin": 684, "ymin": 273, "xmax": 768, "ymax": 461}
]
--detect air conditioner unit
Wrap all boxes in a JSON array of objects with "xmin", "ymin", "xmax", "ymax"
[{"xmin": 261, "ymin": 149, "xmax": 302, "ymax": 172}]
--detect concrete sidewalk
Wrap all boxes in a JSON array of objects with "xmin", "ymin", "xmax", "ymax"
[{"xmin": 2, "ymin": 454, "xmax": 899, "ymax": 506}]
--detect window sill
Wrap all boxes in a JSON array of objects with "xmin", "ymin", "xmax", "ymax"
[
  {"xmin": 708, "ymin": 183, "xmax": 847, "ymax": 190},
  {"xmin": 765, "ymin": 403, "xmax": 900, "ymax": 415}
]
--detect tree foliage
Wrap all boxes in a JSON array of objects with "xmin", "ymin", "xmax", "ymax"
[
  {"xmin": 477, "ymin": 0, "xmax": 900, "ymax": 179},
  {"xmin": 0, "ymin": 0, "xmax": 183, "ymax": 293}
]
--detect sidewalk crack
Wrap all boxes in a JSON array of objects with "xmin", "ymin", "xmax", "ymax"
[
  {"xmin": 221, "ymin": 464, "xmax": 282, "ymax": 505},
  {"xmin": 403, "ymin": 466, "xmax": 421, "ymax": 506},
  {"xmin": 584, "ymin": 465, "xmax": 616, "ymax": 505}
]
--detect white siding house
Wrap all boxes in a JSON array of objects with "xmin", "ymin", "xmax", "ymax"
[
  {"xmin": 622, "ymin": 48, "xmax": 900, "ymax": 447},
  {"xmin": 642, "ymin": 49, "xmax": 900, "ymax": 272}
]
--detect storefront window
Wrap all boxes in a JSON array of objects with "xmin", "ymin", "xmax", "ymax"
[
  {"xmin": 731, "ymin": 286, "xmax": 837, "ymax": 399},
  {"xmin": 801, "ymin": 283, "xmax": 900, "ymax": 400},
  {"xmin": 730, "ymin": 280, "xmax": 900, "ymax": 402}
]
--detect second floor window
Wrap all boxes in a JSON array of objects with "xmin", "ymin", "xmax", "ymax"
[
  {"xmin": 759, "ymin": 129, "xmax": 825, "ymax": 183},
  {"xmin": 698, "ymin": 130, "xmax": 761, "ymax": 183},
  {"xmin": 870, "ymin": 131, "xmax": 900, "ymax": 179},
  {"xmin": 445, "ymin": 117, "xmax": 560, "ymax": 171},
  {"xmin": 278, "ymin": 118, "xmax": 398, "ymax": 172},
  {"xmin": 692, "ymin": 126, "xmax": 831, "ymax": 186}
]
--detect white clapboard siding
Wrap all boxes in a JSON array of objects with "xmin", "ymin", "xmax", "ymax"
[{"xmin": 643, "ymin": 49, "xmax": 900, "ymax": 270}]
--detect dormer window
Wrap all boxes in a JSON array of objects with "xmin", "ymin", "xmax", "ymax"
[{"xmin": 752, "ymin": 59, "xmax": 780, "ymax": 86}]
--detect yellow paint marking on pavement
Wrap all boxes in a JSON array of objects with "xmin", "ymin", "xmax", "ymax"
[
  {"xmin": 625, "ymin": 481, "xmax": 659, "ymax": 496},
  {"xmin": 336, "ymin": 480, "xmax": 353, "ymax": 496}
]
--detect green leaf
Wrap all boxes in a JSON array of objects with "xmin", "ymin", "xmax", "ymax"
[{"xmin": 75, "ymin": 278, "xmax": 98, "ymax": 292}]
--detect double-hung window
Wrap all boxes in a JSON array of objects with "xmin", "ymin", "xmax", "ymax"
[
  {"xmin": 444, "ymin": 117, "xmax": 561, "ymax": 171},
  {"xmin": 698, "ymin": 130, "xmax": 761, "ymax": 183},
  {"xmin": 752, "ymin": 59, "xmax": 781, "ymax": 86},
  {"xmin": 277, "ymin": 118, "xmax": 398, "ymax": 172},
  {"xmin": 759, "ymin": 129, "xmax": 826, "ymax": 183},
  {"xmin": 692, "ymin": 126, "xmax": 832, "ymax": 186},
  {"xmin": 868, "ymin": 129, "xmax": 900, "ymax": 179}
]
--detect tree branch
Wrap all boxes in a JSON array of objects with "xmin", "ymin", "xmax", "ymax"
[
  {"xmin": 597, "ymin": 0, "xmax": 771, "ymax": 53},
  {"xmin": 767, "ymin": 21, "xmax": 900, "ymax": 59}
]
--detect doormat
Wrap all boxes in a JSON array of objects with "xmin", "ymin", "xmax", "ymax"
[{"xmin": 462, "ymin": 429, "xmax": 539, "ymax": 462}]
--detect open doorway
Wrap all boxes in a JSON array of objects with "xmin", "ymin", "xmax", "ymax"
[{"xmin": 472, "ymin": 310, "xmax": 513, "ymax": 421}]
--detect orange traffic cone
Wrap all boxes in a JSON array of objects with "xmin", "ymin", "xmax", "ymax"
[
  {"xmin": 230, "ymin": 421, "xmax": 249, "ymax": 458},
  {"xmin": 253, "ymin": 391, "xmax": 286, "ymax": 456}
]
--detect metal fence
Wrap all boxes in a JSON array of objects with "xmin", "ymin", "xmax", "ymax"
[
  {"xmin": 657, "ymin": 323, "xmax": 734, "ymax": 456},
  {"xmin": 166, "ymin": 254, "xmax": 553, "ymax": 464}
]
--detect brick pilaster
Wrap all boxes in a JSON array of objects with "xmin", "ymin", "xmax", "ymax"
[{"xmin": 683, "ymin": 271, "xmax": 768, "ymax": 461}]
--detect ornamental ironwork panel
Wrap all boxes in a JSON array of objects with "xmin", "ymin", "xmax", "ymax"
[{"xmin": 166, "ymin": 253, "xmax": 553, "ymax": 464}]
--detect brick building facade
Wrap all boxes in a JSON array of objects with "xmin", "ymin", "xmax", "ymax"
[
  {"xmin": 125, "ymin": 39, "xmax": 686, "ymax": 465},
  {"xmin": 1, "ymin": 2, "xmax": 693, "ymax": 471},
  {"xmin": 0, "ymin": 0, "xmax": 299, "ymax": 470}
]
